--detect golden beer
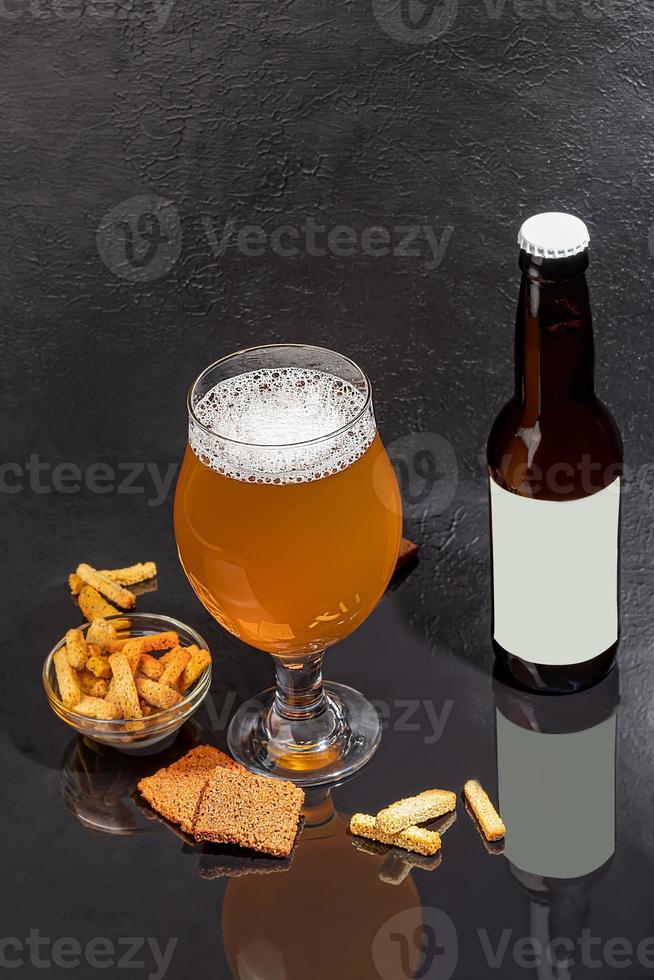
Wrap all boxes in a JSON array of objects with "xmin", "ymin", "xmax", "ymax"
[{"xmin": 175, "ymin": 371, "xmax": 401, "ymax": 657}]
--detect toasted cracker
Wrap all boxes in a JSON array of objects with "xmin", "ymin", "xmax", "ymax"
[
  {"xmin": 109, "ymin": 652, "xmax": 142, "ymax": 721},
  {"xmin": 193, "ymin": 768, "xmax": 305, "ymax": 858},
  {"xmin": 139, "ymin": 653, "xmax": 165, "ymax": 680},
  {"xmin": 85, "ymin": 654, "xmax": 112, "ymax": 679},
  {"xmin": 464, "ymin": 780, "xmax": 506, "ymax": 842},
  {"xmin": 181, "ymin": 646, "xmax": 211, "ymax": 690},
  {"xmin": 86, "ymin": 617, "xmax": 117, "ymax": 652},
  {"xmin": 138, "ymin": 745, "xmax": 240, "ymax": 834},
  {"xmin": 77, "ymin": 585, "xmax": 130, "ymax": 629},
  {"xmin": 135, "ymin": 676, "xmax": 183, "ymax": 710},
  {"xmin": 54, "ymin": 647, "xmax": 82, "ymax": 708},
  {"xmin": 349, "ymin": 813, "xmax": 441, "ymax": 857},
  {"xmin": 396, "ymin": 538, "xmax": 419, "ymax": 571},
  {"xmin": 376, "ymin": 789, "xmax": 456, "ymax": 834},
  {"xmin": 75, "ymin": 695, "xmax": 122, "ymax": 721},
  {"xmin": 76, "ymin": 564, "xmax": 136, "ymax": 610},
  {"xmin": 98, "ymin": 562, "xmax": 157, "ymax": 586},
  {"xmin": 159, "ymin": 647, "xmax": 191, "ymax": 688},
  {"xmin": 64, "ymin": 628, "xmax": 87, "ymax": 670},
  {"xmin": 78, "ymin": 670, "xmax": 109, "ymax": 698}
]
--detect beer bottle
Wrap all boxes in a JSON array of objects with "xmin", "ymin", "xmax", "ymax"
[{"xmin": 487, "ymin": 213, "xmax": 623, "ymax": 693}]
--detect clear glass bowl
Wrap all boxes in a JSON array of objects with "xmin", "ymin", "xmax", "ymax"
[{"xmin": 43, "ymin": 613, "xmax": 212, "ymax": 754}]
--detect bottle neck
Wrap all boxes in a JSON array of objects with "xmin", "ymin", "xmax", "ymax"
[{"xmin": 514, "ymin": 251, "xmax": 595, "ymax": 419}]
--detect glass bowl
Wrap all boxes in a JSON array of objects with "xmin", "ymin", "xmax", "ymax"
[{"xmin": 43, "ymin": 613, "xmax": 212, "ymax": 754}]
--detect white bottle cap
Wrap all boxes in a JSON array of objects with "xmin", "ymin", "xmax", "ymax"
[{"xmin": 517, "ymin": 212, "xmax": 590, "ymax": 258}]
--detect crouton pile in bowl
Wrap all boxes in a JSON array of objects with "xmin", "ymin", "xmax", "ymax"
[{"xmin": 43, "ymin": 613, "xmax": 212, "ymax": 753}]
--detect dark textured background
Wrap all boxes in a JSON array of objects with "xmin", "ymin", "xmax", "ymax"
[{"xmin": 2, "ymin": 1, "xmax": 654, "ymax": 977}]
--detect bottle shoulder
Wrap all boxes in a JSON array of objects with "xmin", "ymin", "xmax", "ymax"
[{"xmin": 487, "ymin": 395, "xmax": 623, "ymax": 500}]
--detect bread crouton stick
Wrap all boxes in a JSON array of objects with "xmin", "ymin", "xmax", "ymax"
[
  {"xmin": 98, "ymin": 562, "xmax": 157, "ymax": 586},
  {"xmin": 54, "ymin": 647, "xmax": 82, "ymax": 708},
  {"xmin": 108, "ymin": 653, "xmax": 142, "ymax": 721},
  {"xmin": 464, "ymin": 780, "xmax": 506, "ymax": 842},
  {"xmin": 376, "ymin": 789, "xmax": 457, "ymax": 834},
  {"xmin": 349, "ymin": 813, "xmax": 441, "ymax": 856},
  {"xmin": 76, "ymin": 564, "xmax": 135, "ymax": 610},
  {"xmin": 64, "ymin": 628, "xmax": 87, "ymax": 670}
]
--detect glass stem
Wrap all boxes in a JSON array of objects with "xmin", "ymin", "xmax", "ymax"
[{"xmin": 273, "ymin": 653, "xmax": 327, "ymax": 722}]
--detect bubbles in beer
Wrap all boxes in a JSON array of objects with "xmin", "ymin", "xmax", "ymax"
[{"xmin": 189, "ymin": 367, "xmax": 376, "ymax": 484}]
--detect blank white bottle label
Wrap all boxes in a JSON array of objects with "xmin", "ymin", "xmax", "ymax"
[{"xmin": 490, "ymin": 477, "xmax": 620, "ymax": 665}]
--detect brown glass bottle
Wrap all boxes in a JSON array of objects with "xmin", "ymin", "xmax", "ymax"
[{"xmin": 487, "ymin": 214, "xmax": 623, "ymax": 694}]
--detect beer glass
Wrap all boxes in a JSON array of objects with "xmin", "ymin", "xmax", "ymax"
[{"xmin": 174, "ymin": 345, "xmax": 402, "ymax": 784}]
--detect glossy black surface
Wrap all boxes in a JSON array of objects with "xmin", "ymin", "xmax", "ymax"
[{"xmin": 4, "ymin": 2, "xmax": 654, "ymax": 978}]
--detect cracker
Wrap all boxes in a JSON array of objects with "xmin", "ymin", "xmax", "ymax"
[
  {"xmin": 139, "ymin": 653, "xmax": 164, "ymax": 681},
  {"xmin": 86, "ymin": 617, "xmax": 117, "ymax": 652},
  {"xmin": 138, "ymin": 745, "xmax": 240, "ymax": 834},
  {"xmin": 349, "ymin": 813, "xmax": 441, "ymax": 857},
  {"xmin": 54, "ymin": 647, "xmax": 82, "ymax": 708},
  {"xmin": 78, "ymin": 671, "xmax": 109, "ymax": 698},
  {"xmin": 135, "ymin": 676, "xmax": 183, "ymax": 710},
  {"xmin": 85, "ymin": 655, "xmax": 112, "ymax": 679},
  {"xmin": 75, "ymin": 695, "xmax": 122, "ymax": 721},
  {"xmin": 376, "ymin": 789, "xmax": 457, "ymax": 834},
  {"xmin": 98, "ymin": 561, "xmax": 157, "ymax": 586},
  {"xmin": 464, "ymin": 780, "xmax": 506, "ymax": 842},
  {"xmin": 64, "ymin": 628, "xmax": 87, "ymax": 670},
  {"xmin": 68, "ymin": 572, "xmax": 83, "ymax": 595},
  {"xmin": 181, "ymin": 645, "xmax": 211, "ymax": 690},
  {"xmin": 159, "ymin": 647, "xmax": 191, "ymax": 688},
  {"xmin": 396, "ymin": 538, "xmax": 419, "ymax": 571},
  {"xmin": 76, "ymin": 564, "xmax": 135, "ymax": 610},
  {"xmin": 78, "ymin": 585, "xmax": 130, "ymax": 629},
  {"xmin": 193, "ymin": 768, "xmax": 305, "ymax": 858},
  {"xmin": 109, "ymin": 652, "xmax": 142, "ymax": 721}
]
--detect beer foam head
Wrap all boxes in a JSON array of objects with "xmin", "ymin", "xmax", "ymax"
[{"xmin": 189, "ymin": 367, "xmax": 376, "ymax": 484}]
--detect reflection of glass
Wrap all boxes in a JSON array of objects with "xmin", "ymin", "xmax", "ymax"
[
  {"xmin": 222, "ymin": 789, "xmax": 422, "ymax": 980},
  {"xmin": 494, "ymin": 668, "xmax": 618, "ymax": 979},
  {"xmin": 174, "ymin": 345, "xmax": 402, "ymax": 784},
  {"xmin": 60, "ymin": 722, "xmax": 206, "ymax": 836}
]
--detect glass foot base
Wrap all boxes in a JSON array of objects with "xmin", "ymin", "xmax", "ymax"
[{"xmin": 227, "ymin": 682, "xmax": 382, "ymax": 786}]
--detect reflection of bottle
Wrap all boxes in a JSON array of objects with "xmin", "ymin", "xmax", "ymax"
[
  {"xmin": 494, "ymin": 668, "xmax": 618, "ymax": 979},
  {"xmin": 488, "ymin": 213, "xmax": 622, "ymax": 694},
  {"xmin": 222, "ymin": 788, "xmax": 422, "ymax": 980}
]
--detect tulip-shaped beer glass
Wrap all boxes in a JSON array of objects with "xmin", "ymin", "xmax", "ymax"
[{"xmin": 174, "ymin": 345, "xmax": 402, "ymax": 784}]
